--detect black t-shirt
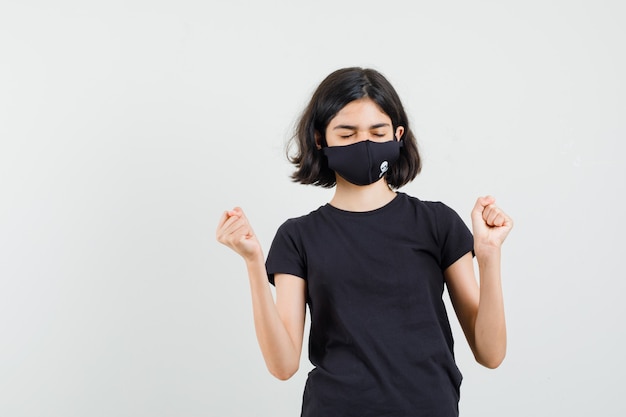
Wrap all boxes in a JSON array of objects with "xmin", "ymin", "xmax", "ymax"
[{"xmin": 266, "ymin": 192, "xmax": 474, "ymax": 417}]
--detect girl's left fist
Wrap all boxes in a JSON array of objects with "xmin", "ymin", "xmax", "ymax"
[{"xmin": 471, "ymin": 196, "xmax": 513, "ymax": 250}]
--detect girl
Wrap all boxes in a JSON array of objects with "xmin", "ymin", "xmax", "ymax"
[{"xmin": 216, "ymin": 67, "xmax": 513, "ymax": 417}]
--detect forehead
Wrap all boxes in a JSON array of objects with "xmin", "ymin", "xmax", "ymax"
[{"xmin": 329, "ymin": 98, "xmax": 391, "ymax": 126}]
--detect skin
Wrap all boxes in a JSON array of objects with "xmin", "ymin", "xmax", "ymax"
[{"xmin": 216, "ymin": 98, "xmax": 513, "ymax": 379}]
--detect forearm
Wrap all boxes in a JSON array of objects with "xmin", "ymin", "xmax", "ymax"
[
  {"xmin": 245, "ymin": 255, "xmax": 300, "ymax": 380},
  {"xmin": 473, "ymin": 248, "xmax": 507, "ymax": 368}
]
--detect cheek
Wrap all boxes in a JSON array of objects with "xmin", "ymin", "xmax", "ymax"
[{"xmin": 324, "ymin": 134, "xmax": 344, "ymax": 147}]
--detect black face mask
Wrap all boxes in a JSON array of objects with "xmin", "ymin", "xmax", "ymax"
[{"xmin": 322, "ymin": 140, "xmax": 403, "ymax": 186}]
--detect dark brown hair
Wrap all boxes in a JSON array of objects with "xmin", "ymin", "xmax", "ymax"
[{"xmin": 287, "ymin": 67, "xmax": 422, "ymax": 188}]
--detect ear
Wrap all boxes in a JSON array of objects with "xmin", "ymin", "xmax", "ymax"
[
  {"xmin": 314, "ymin": 131, "xmax": 323, "ymax": 150},
  {"xmin": 394, "ymin": 126, "xmax": 405, "ymax": 141}
]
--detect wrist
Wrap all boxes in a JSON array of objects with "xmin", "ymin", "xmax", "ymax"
[
  {"xmin": 243, "ymin": 250, "xmax": 265, "ymax": 268},
  {"xmin": 474, "ymin": 244, "xmax": 501, "ymax": 264}
]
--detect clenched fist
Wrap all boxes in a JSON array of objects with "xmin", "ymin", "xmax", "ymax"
[
  {"xmin": 216, "ymin": 207, "xmax": 263, "ymax": 262},
  {"xmin": 471, "ymin": 196, "xmax": 513, "ymax": 257}
]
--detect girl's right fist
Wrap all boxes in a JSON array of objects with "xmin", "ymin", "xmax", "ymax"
[{"xmin": 216, "ymin": 207, "xmax": 262, "ymax": 261}]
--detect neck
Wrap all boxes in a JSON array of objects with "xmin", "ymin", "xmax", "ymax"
[{"xmin": 330, "ymin": 177, "xmax": 397, "ymax": 212}]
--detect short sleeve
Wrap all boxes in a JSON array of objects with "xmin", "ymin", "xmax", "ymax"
[
  {"xmin": 435, "ymin": 202, "xmax": 474, "ymax": 270},
  {"xmin": 265, "ymin": 219, "xmax": 307, "ymax": 285}
]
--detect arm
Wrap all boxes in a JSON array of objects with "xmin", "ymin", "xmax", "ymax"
[
  {"xmin": 216, "ymin": 208, "xmax": 306, "ymax": 380},
  {"xmin": 444, "ymin": 196, "xmax": 513, "ymax": 369}
]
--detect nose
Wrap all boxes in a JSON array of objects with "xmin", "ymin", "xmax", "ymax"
[{"xmin": 355, "ymin": 130, "xmax": 373, "ymax": 142}]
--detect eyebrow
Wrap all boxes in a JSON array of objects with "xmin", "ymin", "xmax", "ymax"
[{"xmin": 332, "ymin": 123, "xmax": 391, "ymax": 130}]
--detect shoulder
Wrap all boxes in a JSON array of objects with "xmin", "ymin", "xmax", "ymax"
[
  {"xmin": 274, "ymin": 206, "xmax": 327, "ymax": 235},
  {"xmin": 268, "ymin": 206, "xmax": 330, "ymax": 263},
  {"xmin": 282, "ymin": 205, "xmax": 326, "ymax": 225},
  {"xmin": 397, "ymin": 193, "xmax": 469, "ymax": 240},
  {"xmin": 397, "ymin": 192, "xmax": 459, "ymax": 218}
]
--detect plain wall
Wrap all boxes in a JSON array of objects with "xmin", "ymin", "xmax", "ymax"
[{"xmin": 1, "ymin": 1, "xmax": 625, "ymax": 416}]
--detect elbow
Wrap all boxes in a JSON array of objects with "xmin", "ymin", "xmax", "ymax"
[
  {"xmin": 476, "ymin": 350, "xmax": 506, "ymax": 369},
  {"xmin": 473, "ymin": 331, "xmax": 507, "ymax": 369},
  {"xmin": 479, "ymin": 357, "xmax": 505, "ymax": 369},
  {"xmin": 268, "ymin": 364, "xmax": 299, "ymax": 381}
]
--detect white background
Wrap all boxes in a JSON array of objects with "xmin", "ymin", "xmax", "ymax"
[{"xmin": 1, "ymin": 1, "xmax": 625, "ymax": 416}]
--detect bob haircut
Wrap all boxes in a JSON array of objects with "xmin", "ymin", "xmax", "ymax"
[{"xmin": 288, "ymin": 67, "xmax": 422, "ymax": 189}]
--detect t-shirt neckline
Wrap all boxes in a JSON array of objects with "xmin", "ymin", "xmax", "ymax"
[{"xmin": 323, "ymin": 192, "xmax": 404, "ymax": 216}]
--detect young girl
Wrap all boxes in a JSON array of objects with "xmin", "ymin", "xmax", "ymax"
[{"xmin": 216, "ymin": 67, "xmax": 513, "ymax": 417}]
